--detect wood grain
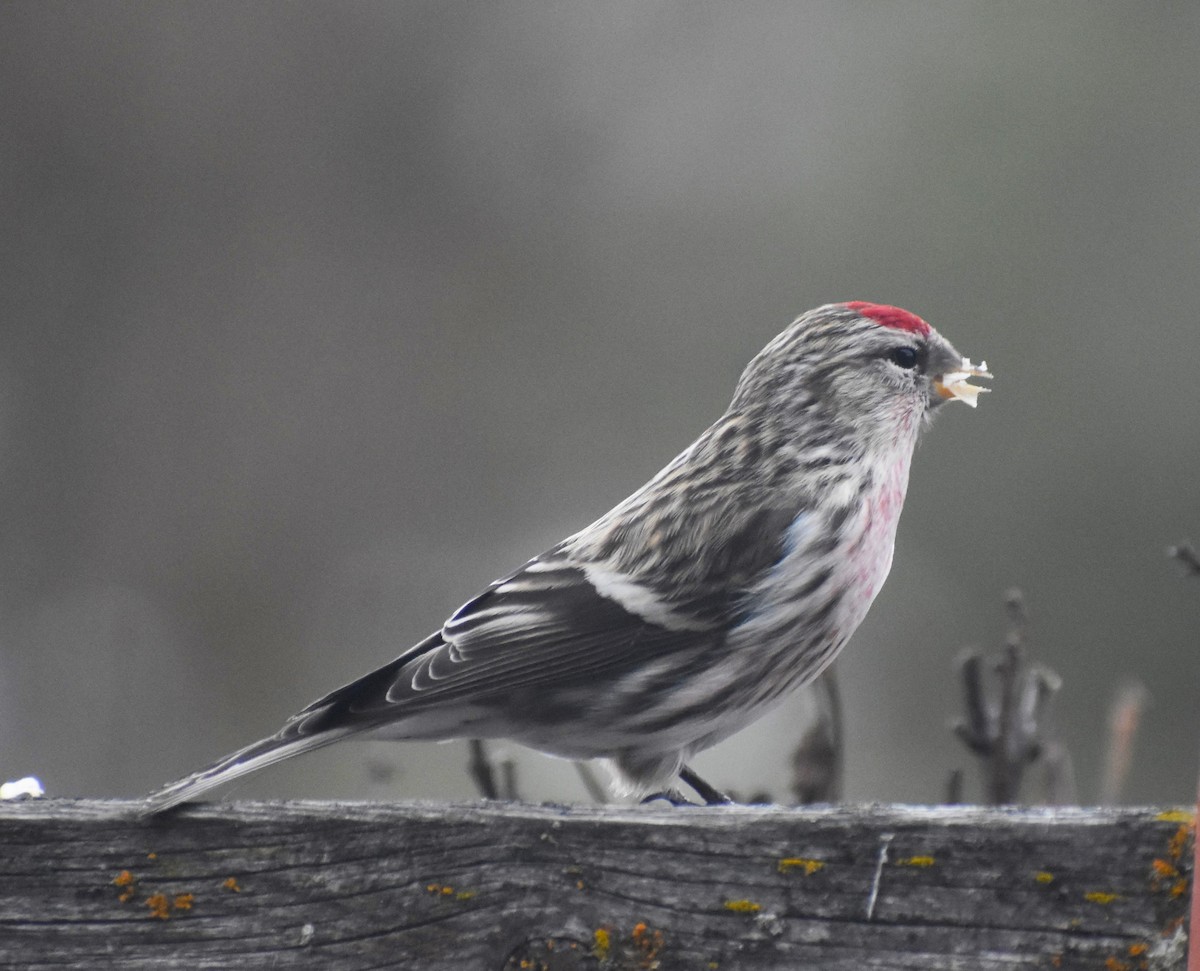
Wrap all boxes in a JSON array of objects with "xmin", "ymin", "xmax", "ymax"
[{"xmin": 0, "ymin": 800, "xmax": 1191, "ymax": 969}]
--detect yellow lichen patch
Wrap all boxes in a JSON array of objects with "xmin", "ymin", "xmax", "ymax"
[
  {"xmin": 777, "ymin": 857, "xmax": 824, "ymax": 875},
  {"xmin": 172, "ymin": 893, "xmax": 194, "ymax": 912},
  {"xmin": 723, "ymin": 899, "xmax": 761, "ymax": 914},
  {"xmin": 222, "ymin": 877, "xmax": 241, "ymax": 893},
  {"xmin": 896, "ymin": 855, "xmax": 935, "ymax": 868},
  {"xmin": 1034, "ymin": 871, "xmax": 1055, "ymax": 884},
  {"xmin": 425, "ymin": 882, "xmax": 474, "ymax": 901},
  {"xmin": 146, "ymin": 852, "xmax": 157, "ymax": 861},
  {"xmin": 145, "ymin": 893, "xmax": 171, "ymax": 920},
  {"xmin": 592, "ymin": 927, "xmax": 611, "ymax": 960},
  {"xmin": 1169, "ymin": 879, "xmax": 1189, "ymax": 898},
  {"xmin": 1084, "ymin": 891, "xmax": 1119, "ymax": 905},
  {"xmin": 1154, "ymin": 810, "xmax": 1194, "ymax": 823}
]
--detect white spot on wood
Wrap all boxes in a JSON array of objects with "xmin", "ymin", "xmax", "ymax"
[
  {"xmin": 865, "ymin": 832, "xmax": 893, "ymax": 920},
  {"xmin": 0, "ymin": 777, "xmax": 44, "ymax": 800}
]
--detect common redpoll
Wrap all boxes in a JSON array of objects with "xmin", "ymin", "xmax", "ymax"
[{"xmin": 145, "ymin": 301, "xmax": 990, "ymax": 811}]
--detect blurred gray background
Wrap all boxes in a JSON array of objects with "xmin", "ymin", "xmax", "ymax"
[{"xmin": 2, "ymin": 2, "xmax": 1197, "ymax": 807}]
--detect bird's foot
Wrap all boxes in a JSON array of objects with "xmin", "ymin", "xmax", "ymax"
[
  {"xmin": 679, "ymin": 765, "xmax": 733, "ymax": 805},
  {"xmin": 640, "ymin": 788, "xmax": 697, "ymax": 807}
]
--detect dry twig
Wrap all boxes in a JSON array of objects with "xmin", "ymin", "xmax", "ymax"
[
  {"xmin": 467, "ymin": 739, "xmax": 500, "ymax": 800},
  {"xmin": 1167, "ymin": 541, "xmax": 1200, "ymax": 576},
  {"xmin": 790, "ymin": 667, "xmax": 844, "ymax": 804},
  {"xmin": 951, "ymin": 589, "xmax": 1063, "ymax": 804}
]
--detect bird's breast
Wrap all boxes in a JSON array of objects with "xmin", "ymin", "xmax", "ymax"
[{"xmin": 729, "ymin": 447, "xmax": 915, "ymax": 692}]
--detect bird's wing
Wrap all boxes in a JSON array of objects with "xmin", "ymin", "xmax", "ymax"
[
  {"xmin": 293, "ymin": 497, "xmax": 801, "ymax": 732},
  {"xmin": 144, "ymin": 508, "xmax": 795, "ymax": 812},
  {"xmin": 291, "ymin": 552, "xmax": 729, "ymax": 731}
]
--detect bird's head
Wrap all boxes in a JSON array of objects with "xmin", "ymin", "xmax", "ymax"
[{"xmin": 731, "ymin": 301, "xmax": 990, "ymax": 449}]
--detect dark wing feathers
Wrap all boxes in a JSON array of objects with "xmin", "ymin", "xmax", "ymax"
[
  {"xmin": 144, "ymin": 510, "xmax": 797, "ymax": 812},
  {"xmin": 293, "ymin": 555, "xmax": 725, "ymax": 735},
  {"xmin": 280, "ymin": 497, "xmax": 801, "ymax": 740}
]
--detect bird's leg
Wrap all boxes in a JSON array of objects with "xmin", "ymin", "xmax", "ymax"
[{"xmin": 679, "ymin": 765, "xmax": 733, "ymax": 805}]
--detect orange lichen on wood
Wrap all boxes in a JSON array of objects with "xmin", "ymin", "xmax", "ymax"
[
  {"xmin": 1166, "ymin": 822, "xmax": 1192, "ymax": 860},
  {"xmin": 424, "ymin": 882, "xmax": 473, "ymax": 901},
  {"xmin": 145, "ymin": 894, "xmax": 171, "ymax": 920},
  {"xmin": 112, "ymin": 870, "xmax": 137, "ymax": 903},
  {"xmin": 1151, "ymin": 859, "xmax": 1178, "ymax": 878},
  {"xmin": 630, "ymin": 922, "xmax": 664, "ymax": 964},
  {"xmin": 222, "ymin": 877, "xmax": 241, "ymax": 893},
  {"xmin": 591, "ymin": 923, "xmax": 663, "ymax": 966},
  {"xmin": 172, "ymin": 893, "xmax": 194, "ymax": 912}
]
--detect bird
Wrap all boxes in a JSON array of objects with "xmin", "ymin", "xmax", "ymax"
[{"xmin": 144, "ymin": 301, "xmax": 990, "ymax": 812}]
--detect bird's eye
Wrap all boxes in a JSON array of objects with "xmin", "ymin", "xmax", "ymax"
[{"xmin": 887, "ymin": 346, "xmax": 920, "ymax": 370}]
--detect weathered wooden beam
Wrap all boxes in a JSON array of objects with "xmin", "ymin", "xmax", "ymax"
[{"xmin": 0, "ymin": 800, "xmax": 1191, "ymax": 970}]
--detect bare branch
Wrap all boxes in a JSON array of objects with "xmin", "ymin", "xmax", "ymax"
[
  {"xmin": 950, "ymin": 589, "xmax": 1063, "ymax": 804},
  {"xmin": 790, "ymin": 667, "xmax": 844, "ymax": 804},
  {"xmin": 466, "ymin": 739, "xmax": 499, "ymax": 800}
]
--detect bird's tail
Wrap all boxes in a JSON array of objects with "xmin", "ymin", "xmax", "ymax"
[
  {"xmin": 141, "ymin": 634, "xmax": 450, "ymax": 815},
  {"xmin": 141, "ymin": 720, "xmax": 358, "ymax": 815}
]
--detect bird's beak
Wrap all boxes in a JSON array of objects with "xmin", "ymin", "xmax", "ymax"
[{"xmin": 933, "ymin": 357, "xmax": 992, "ymax": 408}]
